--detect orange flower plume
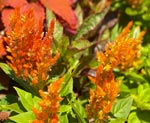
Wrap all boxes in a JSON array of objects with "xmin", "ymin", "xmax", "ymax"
[
  {"xmin": 0, "ymin": 36, "xmax": 6, "ymax": 58},
  {"xmin": 3, "ymin": 8, "xmax": 59, "ymax": 89},
  {"xmin": 32, "ymin": 77, "xmax": 63, "ymax": 123},
  {"xmin": 86, "ymin": 22, "xmax": 145, "ymax": 122}
]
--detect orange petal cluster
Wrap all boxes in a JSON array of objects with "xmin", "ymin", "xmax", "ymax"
[
  {"xmin": 32, "ymin": 77, "xmax": 63, "ymax": 123},
  {"xmin": 86, "ymin": 66, "xmax": 120, "ymax": 122},
  {"xmin": 1, "ymin": 0, "xmax": 45, "ymax": 31},
  {"xmin": 97, "ymin": 21, "xmax": 145, "ymax": 71},
  {"xmin": 86, "ymin": 22, "xmax": 145, "ymax": 122},
  {"xmin": 0, "ymin": 36, "xmax": 6, "ymax": 58},
  {"xmin": 3, "ymin": 8, "xmax": 59, "ymax": 89}
]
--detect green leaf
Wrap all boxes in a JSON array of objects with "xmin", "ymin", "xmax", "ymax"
[
  {"xmin": 1, "ymin": 103, "xmax": 24, "ymax": 113},
  {"xmin": 59, "ymin": 105, "xmax": 72, "ymax": 114},
  {"xmin": 46, "ymin": 7, "xmax": 55, "ymax": 25},
  {"xmin": 58, "ymin": 36, "xmax": 70, "ymax": 57},
  {"xmin": 72, "ymin": 100, "xmax": 86, "ymax": 123},
  {"xmin": 46, "ymin": 8, "xmax": 63, "ymax": 41},
  {"xmin": 75, "ymin": 4, "xmax": 83, "ymax": 26},
  {"xmin": 124, "ymin": 71, "xmax": 148, "ymax": 83},
  {"xmin": 0, "ymin": 83, "xmax": 5, "ymax": 90},
  {"xmin": 125, "ymin": 7, "xmax": 138, "ymax": 16},
  {"xmin": 54, "ymin": 20, "xmax": 63, "ymax": 41},
  {"xmin": 59, "ymin": 113, "xmax": 69, "ymax": 123},
  {"xmin": 128, "ymin": 110, "xmax": 150, "ymax": 123},
  {"xmin": 0, "ymin": 96, "xmax": 8, "ymax": 106},
  {"xmin": 72, "ymin": 40, "xmax": 92, "ymax": 50},
  {"xmin": 60, "ymin": 73, "xmax": 73, "ymax": 96},
  {"xmin": 142, "ymin": 13, "xmax": 150, "ymax": 21},
  {"xmin": 72, "ymin": 100, "xmax": 86, "ymax": 119},
  {"xmin": 111, "ymin": 96, "xmax": 133, "ymax": 119},
  {"xmin": 9, "ymin": 111, "xmax": 35, "ymax": 123},
  {"xmin": 14, "ymin": 87, "xmax": 40, "ymax": 111},
  {"xmin": 128, "ymin": 111, "xmax": 141, "ymax": 123},
  {"xmin": 109, "ymin": 118, "xmax": 126, "ymax": 123},
  {"xmin": 110, "ymin": 23, "xmax": 120, "ymax": 41},
  {"xmin": 3, "ymin": 120, "xmax": 15, "ymax": 123},
  {"xmin": 74, "ymin": 9, "xmax": 108, "ymax": 40},
  {"xmin": 133, "ymin": 85, "xmax": 150, "ymax": 110},
  {"xmin": 0, "ymin": 63, "xmax": 37, "ymax": 95}
]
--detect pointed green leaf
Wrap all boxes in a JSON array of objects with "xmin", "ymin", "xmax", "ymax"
[
  {"xmin": 111, "ymin": 96, "xmax": 133, "ymax": 119},
  {"xmin": 1, "ymin": 103, "xmax": 24, "ymax": 113},
  {"xmin": 128, "ymin": 111, "xmax": 141, "ymax": 123},
  {"xmin": 72, "ymin": 100, "xmax": 86, "ymax": 119},
  {"xmin": 75, "ymin": 4, "xmax": 83, "ymax": 26},
  {"xmin": 72, "ymin": 40, "xmax": 92, "ymax": 50},
  {"xmin": 125, "ymin": 7, "xmax": 138, "ymax": 16},
  {"xmin": 72, "ymin": 100, "xmax": 87, "ymax": 123},
  {"xmin": 74, "ymin": 9, "xmax": 108, "ymax": 40},
  {"xmin": 59, "ymin": 105, "xmax": 72, "ymax": 114},
  {"xmin": 134, "ymin": 86, "xmax": 150, "ymax": 110},
  {"xmin": 14, "ymin": 87, "xmax": 40, "ymax": 111},
  {"xmin": 125, "ymin": 71, "xmax": 148, "ymax": 83},
  {"xmin": 9, "ymin": 111, "xmax": 35, "ymax": 123},
  {"xmin": 46, "ymin": 8, "xmax": 63, "ymax": 41},
  {"xmin": 60, "ymin": 73, "xmax": 73, "ymax": 96},
  {"xmin": 128, "ymin": 110, "xmax": 150, "ymax": 123},
  {"xmin": 0, "ymin": 63, "xmax": 37, "ymax": 95},
  {"xmin": 59, "ymin": 114, "xmax": 69, "ymax": 123}
]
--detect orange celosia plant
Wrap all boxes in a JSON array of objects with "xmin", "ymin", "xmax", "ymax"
[
  {"xmin": 3, "ymin": 8, "xmax": 59, "ymax": 89},
  {"xmin": 86, "ymin": 22, "xmax": 145, "ymax": 123},
  {"xmin": 32, "ymin": 77, "xmax": 63, "ymax": 123},
  {"xmin": 97, "ymin": 21, "xmax": 145, "ymax": 70}
]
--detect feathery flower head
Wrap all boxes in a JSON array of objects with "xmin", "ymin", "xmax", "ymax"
[
  {"xmin": 32, "ymin": 77, "xmax": 63, "ymax": 123},
  {"xmin": 4, "ymin": 8, "xmax": 59, "ymax": 89},
  {"xmin": 86, "ymin": 22, "xmax": 145, "ymax": 122},
  {"xmin": 86, "ymin": 69, "xmax": 119, "ymax": 122},
  {"xmin": 97, "ymin": 21, "xmax": 145, "ymax": 70}
]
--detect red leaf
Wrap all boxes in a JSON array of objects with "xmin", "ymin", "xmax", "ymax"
[
  {"xmin": 1, "ymin": 2, "xmax": 45, "ymax": 31},
  {"xmin": 40, "ymin": 0, "xmax": 77, "ymax": 29},
  {"xmin": 4, "ymin": 0, "xmax": 27, "ymax": 8}
]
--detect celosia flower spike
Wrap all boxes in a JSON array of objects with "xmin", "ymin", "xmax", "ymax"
[
  {"xmin": 86, "ymin": 22, "xmax": 145, "ymax": 122},
  {"xmin": 3, "ymin": 8, "xmax": 59, "ymax": 89},
  {"xmin": 0, "ymin": 36, "xmax": 6, "ymax": 58},
  {"xmin": 32, "ymin": 77, "xmax": 63, "ymax": 123}
]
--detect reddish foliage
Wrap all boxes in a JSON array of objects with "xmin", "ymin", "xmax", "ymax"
[
  {"xmin": 1, "ymin": 2, "xmax": 45, "ymax": 31},
  {"xmin": 4, "ymin": 0, "xmax": 27, "ymax": 8},
  {"xmin": 40, "ymin": 0, "xmax": 77, "ymax": 29}
]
